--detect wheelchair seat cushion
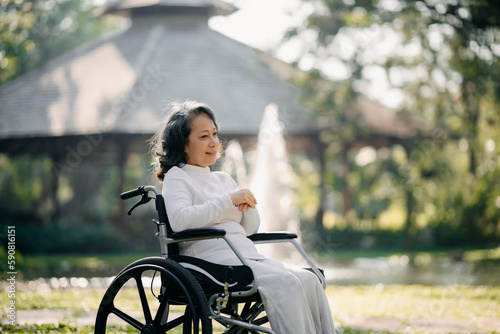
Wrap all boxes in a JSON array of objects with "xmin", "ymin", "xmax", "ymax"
[{"xmin": 169, "ymin": 255, "xmax": 254, "ymax": 294}]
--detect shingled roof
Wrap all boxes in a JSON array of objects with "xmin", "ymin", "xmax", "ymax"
[
  {"xmin": 0, "ymin": 0, "xmax": 427, "ymax": 159},
  {"xmin": 0, "ymin": 0, "xmax": 312, "ymax": 146}
]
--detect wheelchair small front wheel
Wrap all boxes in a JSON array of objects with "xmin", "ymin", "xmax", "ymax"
[{"xmin": 95, "ymin": 257, "xmax": 212, "ymax": 333}]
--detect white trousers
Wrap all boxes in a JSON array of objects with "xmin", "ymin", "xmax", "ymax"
[{"xmin": 220, "ymin": 257, "xmax": 336, "ymax": 334}]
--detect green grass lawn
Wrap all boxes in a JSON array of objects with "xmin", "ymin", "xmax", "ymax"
[
  {"xmin": 1, "ymin": 247, "xmax": 499, "ymax": 333},
  {"xmin": 1, "ymin": 284, "xmax": 499, "ymax": 333},
  {"xmin": 328, "ymin": 284, "xmax": 500, "ymax": 333}
]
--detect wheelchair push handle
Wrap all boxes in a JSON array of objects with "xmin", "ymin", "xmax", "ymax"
[
  {"xmin": 121, "ymin": 185, "xmax": 162, "ymax": 199},
  {"xmin": 120, "ymin": 185, "xmax": 163, "ymax": 216},
  {"xmin": 121, "ymin": 186, "xmax": 145, "ymax": 199}
]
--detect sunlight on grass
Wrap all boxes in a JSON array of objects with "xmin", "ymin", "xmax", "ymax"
[
  {"xmin": 1, "ymin": 324, "xmax": 133, "ymax": 333},
  {"xmin": 464, "ymin": 246, "xmax": 500, "ymax": 262},
  {"xmin": 1, "ymin": 283, "xmax": 499, "ymax": 333},
  {"xmin": 328, "ymin": 284, "xmax": 500, "ymax": 333},
  {"xmin": 0, "ymin": 288, "xmax": 106, "ymax": 312}
]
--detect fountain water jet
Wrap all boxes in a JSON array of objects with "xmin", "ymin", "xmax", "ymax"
[
  {"xmin": 220, "ymin": 103, "xmax": 300, "ymax": 259},
  {"xmin": 221, "ymin": 140, "xmax": 248, "ymax": 187},
  {"xmin": 249, "ymin": 104, "xmax": 299, "ymax": 258}
]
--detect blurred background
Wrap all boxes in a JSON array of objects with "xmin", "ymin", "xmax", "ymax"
[
  {"xmin": 1, "ymin": 0, "xmax": 500, "ymax": 312},
  {"xmin": 1, "ymin": 0, "xmax": 500, "ymax": 332}
]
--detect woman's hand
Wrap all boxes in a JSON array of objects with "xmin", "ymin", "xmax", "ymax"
[
  {"xmin": 237, "ymin": 203, "xmax": 251, "ymax": 212},
  {"xmin": 228, "ymin": 188, "xmax": 257, "ymax": 211}
]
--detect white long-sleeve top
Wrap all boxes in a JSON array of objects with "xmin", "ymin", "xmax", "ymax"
[{"xmin": 162, "ymin": 164, "xmax": 265, "ymax": 263}]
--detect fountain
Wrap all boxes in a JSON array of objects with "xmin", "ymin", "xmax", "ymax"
[
  {"xmin": 221, "ymin": 103, "xmax": 299, "ymax": 259},
  {"xmin": 249, "ymin": 103, "xmax": 298, "ymax": 234},
  {"xmin": 221, "ymin": 140, "xmax": 249, "ymax": 187}
]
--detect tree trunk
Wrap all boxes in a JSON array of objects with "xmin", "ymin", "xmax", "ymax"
[
  {"xmin": 340, "ymin": 147, "xmax": 351, "ymax": 217},
  {"xmin": 315, "ymin": 140, "xmax": 327, "ymax": 231}
]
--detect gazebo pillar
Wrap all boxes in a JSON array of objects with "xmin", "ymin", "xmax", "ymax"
[
  {"xmin": 115, "ymin": 136, "xmax": 129, "ymax": 232},
  {"xmin": 45, "ymin": 154, "xmax": 60, "ymax": 224}
]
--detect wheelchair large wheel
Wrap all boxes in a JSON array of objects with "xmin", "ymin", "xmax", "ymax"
[
  {"xmin": 219, "ymin": 298, "xmax": 268, "ymax": 334},
  {"xmin": 95, "ymin": 257, "xmax": 212, "ymax": 333}
]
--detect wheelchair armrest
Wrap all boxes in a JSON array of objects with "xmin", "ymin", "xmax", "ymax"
[
  {"xmin": 249, "ymin": 232, "xmax": 326, "ymax": 288},
  {"xmin": 248, "ymin": 232, "xmax": 298, "ymax": 242},
  {"xmin": 171, "ymin": 227, "xmax": 226, "ymax": 242}
]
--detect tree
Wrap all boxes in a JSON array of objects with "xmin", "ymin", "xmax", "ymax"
[
  {"xmin": 284, "ymin": 0, "xmax": 500, "ymax": 246},
  {"xmin": 0, "ymin": 0, "xmax": 122, "ymax": 84},
  {"xmin": 0, "ymin": 0, "xmax": 123, "ymax": 223}
]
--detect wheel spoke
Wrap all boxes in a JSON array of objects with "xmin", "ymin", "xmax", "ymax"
[
  {"xmin": 158, "ymin": 313, "xmax": 189, "ymax": 332},
  {"xmin": 95, "ymin": 258, "xmax": 212, "ymax": 333},
  {"xmin": 250, "ymin": 304, "xmax": 265, "ymax": 321},
  {"xmin": 154, "ymin": 289, "xmax": 169, "ymax": 325},
  {"xmin": 252, "ymin": 316, "xmax": 269, "ymax": 326},
  {"xmin": 110, "ymin": 306, "xmax": 144, "ymax": 330},
  {"xmin": 135, "ymin": 274, "xmax": 153, "ymax": 324},
  {"xmin": 185, "ymin": 305, "xmax": 199, "ymax": 333},
  {"xmin": 187, "ymin": 300, "xmax": 199, "ymax": 332},
  {"xmin": 240, "ymin": 302, "xmax": 253, "ymax": 317}
]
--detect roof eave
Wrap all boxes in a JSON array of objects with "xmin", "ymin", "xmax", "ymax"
[{"xmin": 98, "ymin": 0, "xmax": 237, "ymax": 17}]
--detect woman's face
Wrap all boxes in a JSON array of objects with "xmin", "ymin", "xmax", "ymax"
[{"xmin": 184, "ymin": 113, "xmax": 219, "ymax": 168}]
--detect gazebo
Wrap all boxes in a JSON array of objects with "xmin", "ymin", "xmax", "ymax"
[
  {"xmin": 0, "ymin": 0, "xmax": 423, "ymax": 233},
  {"xmin": 0, "ymin": 0, "xmax": 317, "ymax": 227}
]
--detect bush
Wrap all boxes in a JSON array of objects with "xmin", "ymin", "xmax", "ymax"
[
  {"xmin": 301, "ymin": 224, "xmax": 406, "ymax": 252},
  {"xmin": 0, "ymin": 222, "xmax": 131, "ymax": 254}
]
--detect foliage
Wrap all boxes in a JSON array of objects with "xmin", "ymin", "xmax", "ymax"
[
  {"xmin": 0, "ymin": 153, "xmax": 160, "ymax": 255},
  {"xmin": 0, "ymin": 1, "xmax": 132, "ymax": 253},
  {"xmin": 1, "ymin": 0, "xmax": 499, "ymax": 253},
  {"xmin": 0, "ymin": 222, "xmax": 132, "ymax": 264},
  {"xmin": 0, "ymin": 0, "xmax": 123, "ymax": 84},
  {"xmin": 303, "ymin": 224, "xmax": 405, "ymax": 251},
  {"xmin": 285, "ymin": 0, "xmax": 500, "ymax": 248},
  {"xmin": 0, "ymin": 155, "xmax": 65, "ymax": 224}
]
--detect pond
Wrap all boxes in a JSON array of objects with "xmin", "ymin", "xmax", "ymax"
[
  {"xmin": 322, "ymin": 255, "xmax": 500, "ymax": 286},
  {"xmin": 17, "ymin": 248, "xmax": 500, "ymax": 288}
]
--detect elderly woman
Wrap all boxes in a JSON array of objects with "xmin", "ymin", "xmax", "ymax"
[{"xmin": 151, "ymin": 100, "xmax": 337, "ymax": 334}]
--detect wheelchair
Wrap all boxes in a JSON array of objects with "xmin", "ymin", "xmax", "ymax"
[{"xmin": 94, "ymin": 185, "xmax": 328, "ymax": 334}]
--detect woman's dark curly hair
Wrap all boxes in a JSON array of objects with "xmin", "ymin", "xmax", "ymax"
[{"xmin": 150, "ymin": 100, "xmax": 220, "ymax": 181}]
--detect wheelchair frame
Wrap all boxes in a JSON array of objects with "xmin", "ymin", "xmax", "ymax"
[{"xmin": 94, "ymin": 185, "xmax": 327, "ymax": 334}]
